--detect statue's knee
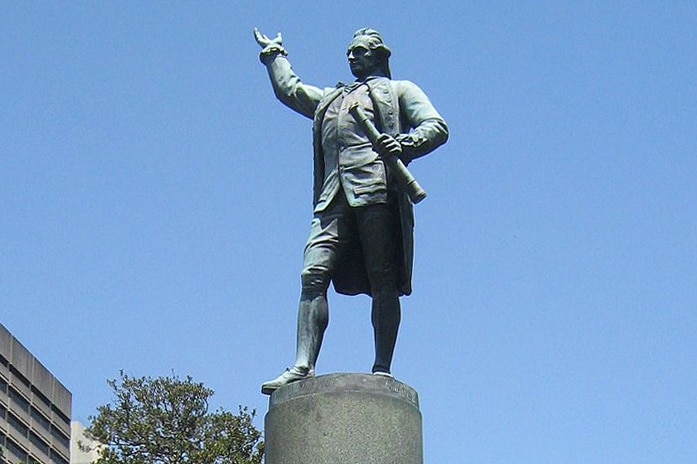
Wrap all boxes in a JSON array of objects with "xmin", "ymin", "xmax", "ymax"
[{"xmin": 301, "ymin": 270, "xmax": 329, "ymax": 297}]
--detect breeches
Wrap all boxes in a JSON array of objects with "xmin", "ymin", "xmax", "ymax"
[{"xmin": 301, "ymin": 190, "xmax": 400, "ymax": 296}]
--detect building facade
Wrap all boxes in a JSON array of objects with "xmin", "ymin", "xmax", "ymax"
[
  {"xmin": 0, "ymin": 323, "xmax": 71, "ymax": 464},
  {"xmin": 69, "ymin": 422, "xmax": 100, "ymax": 464}
]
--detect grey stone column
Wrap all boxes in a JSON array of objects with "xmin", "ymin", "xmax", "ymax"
[{"xmin": 264, "ymin": 373, "xmax": 423, "ymax": 464}]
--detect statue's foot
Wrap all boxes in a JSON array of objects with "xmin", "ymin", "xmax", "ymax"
[{"xmin": 261, "ymin": 366, "xmax": 314, "ymax": 395}]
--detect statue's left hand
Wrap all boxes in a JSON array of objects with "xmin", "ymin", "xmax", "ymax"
[{"xmin": 375, "ymin": 133, "xmax": 403, "ymax": 159}]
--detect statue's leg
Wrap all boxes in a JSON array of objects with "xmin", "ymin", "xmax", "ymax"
[
  {"xmin": 261, "ymin": 213, "xmax": 341, "ymax": 395},
  {"xmin": 357, "ymin": 202, "xmax": 401, "ymax": 375},
  {"xmin": 370, "ymin": 288, "xmax": 401, "ymax": 375},
  {"xmin": 296, "ymin": 271, "xmax": 330, "ymax": 372},
  {"xmin": 294, "ymin": 195, "xmax": 351, "ymax": 372},
  {"xmin": 261, "ymin": 195, "xmax": 351, "ymax": 395}
]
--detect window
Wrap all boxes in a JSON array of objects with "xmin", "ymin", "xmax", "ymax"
[
  {"xmin": 9, "ymin": 387, "xmax": 30, "ymax": 413},
  {"xmin": 49, "ymin": 449, "xmax": 69, "ymax": 464},
  {"xmin": 9, "ymin": 367, "xmax": 30, "ymax": 389},
  {"xmin": 30, "ymin": 406, "xmax": 50, "ymax": 431},
  {"xmin": 49, "ymin": 425, "xmax": 69, "ymax": 449},
  {"xmin": 29, "ymin": 431, "xmax": 49, "ymax": 456},
  {"xmin": 6, "ymin": 436, "xmax": 29, "ymax": 463},
  {"xmin": 30, "ymin": 386, "xmax": 51, "ymax": 409},
  {"xmin": 7, "ymin": 412, "xmax": 29, "ymax": 438},
  {"xmin": 50, "ymin": 405, "xmax": 70, "ymax": 428}
]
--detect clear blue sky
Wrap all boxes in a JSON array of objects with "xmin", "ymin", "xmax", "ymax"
[{"xmin": 2, "ymin": 2, "xmax": 696, "ymax": 463}]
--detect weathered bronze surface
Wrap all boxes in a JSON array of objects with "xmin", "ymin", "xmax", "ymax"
[{"xmin": 254, "ymin": 28, "xmax": 448, "ymax": 395}]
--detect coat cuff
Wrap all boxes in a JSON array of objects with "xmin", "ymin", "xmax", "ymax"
[{"xmin": 259, "ymin": 44, "xmax": 288, "ymax": 64}]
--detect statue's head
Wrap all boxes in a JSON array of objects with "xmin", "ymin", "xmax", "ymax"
[{"xmin": 347, "ymin": 28, "xmax": 391, "ymax": 79}]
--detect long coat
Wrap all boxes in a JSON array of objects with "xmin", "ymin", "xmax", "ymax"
[{"xmin": 263, "ymin": 56, "xmax": 448, "ymax": 296}]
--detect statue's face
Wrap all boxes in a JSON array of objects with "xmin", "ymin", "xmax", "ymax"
[{"xmin": 347, "ymin": 42, "xmax": 379, "ymax": 79}]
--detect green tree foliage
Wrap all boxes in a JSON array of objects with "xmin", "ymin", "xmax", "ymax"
[{"xmin": 85, "ymin": 372, "xmax": 263, "ymax": 464}]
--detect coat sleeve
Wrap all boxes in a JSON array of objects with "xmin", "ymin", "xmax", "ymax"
[
  {"xmin": 262, "ymin": 53, "xmax": 324, "ymax": 119},
  {"xmin": 395, "ymin": 81, "xmax": 449, "ymax": 163}
]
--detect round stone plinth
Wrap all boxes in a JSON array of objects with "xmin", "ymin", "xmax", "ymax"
[{"xmin": 264, "ymin": 373, "xmax": 422, "ymax": 464}]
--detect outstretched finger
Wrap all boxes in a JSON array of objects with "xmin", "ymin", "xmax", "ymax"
[{"xmin": 253, "ymin": 28, "xmax": 268, "ymax": 45}]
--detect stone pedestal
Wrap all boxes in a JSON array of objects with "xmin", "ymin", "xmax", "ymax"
[{"xmin": 264, "ymin": 373, "xmax": 423, "ymax": 464}]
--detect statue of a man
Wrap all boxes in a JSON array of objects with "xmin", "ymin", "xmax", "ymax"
[{"xmin": 254, "ymin": 27, "xmax": 448, "ymax": 395}]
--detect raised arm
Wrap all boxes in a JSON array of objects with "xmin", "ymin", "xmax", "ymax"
[{"xmin": 254, "ymin": 28, "xmax": 323, "ymax": 119}]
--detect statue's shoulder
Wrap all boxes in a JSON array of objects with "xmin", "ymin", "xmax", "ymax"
[
  {"xmin": 322, "ymin": 83, "xmax": 345, "ymax": 97},
  {"xmin": 366, "ymin": 77, "xmax": 399, "ymax": 95},
  {"xmin": 389, "ymin": 79, "xmax": 422, "ymax": 93}
]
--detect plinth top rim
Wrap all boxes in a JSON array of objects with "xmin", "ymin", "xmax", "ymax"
[{"xmin": 269, "ymin": 372, "xmax": 420, "ymax": 409}]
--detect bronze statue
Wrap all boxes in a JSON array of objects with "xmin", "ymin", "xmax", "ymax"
[{"xmin": 254, "ymin": 27, "xmax": 448, "ymax": 395}]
